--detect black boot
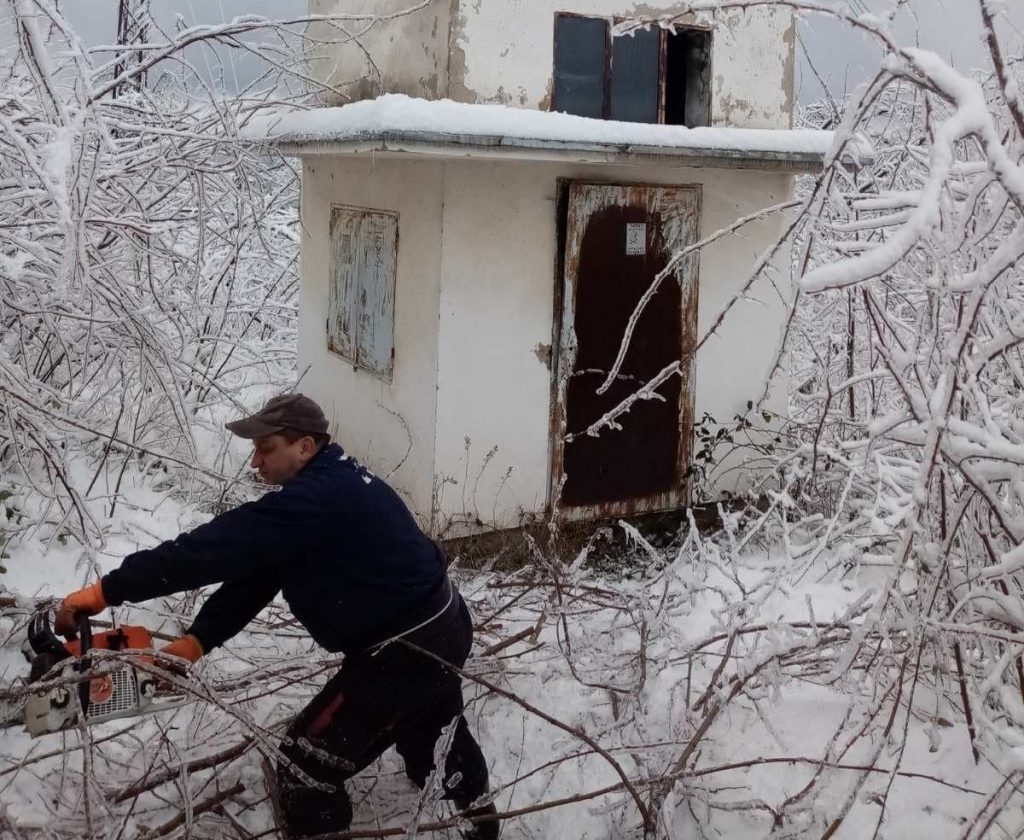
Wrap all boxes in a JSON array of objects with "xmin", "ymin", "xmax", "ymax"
[
  {"xmin": 280, "ymin": 783, "xmax": 353, "ymax": 839},
  {"xmin": 458, "ymin": 800, "xmax": 499, "ymax": 840}
]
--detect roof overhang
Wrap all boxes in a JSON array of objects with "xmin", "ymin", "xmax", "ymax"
[
  {"xmin": 244, "ymin": 95, "xmax": 844, "ymax": 175},
  {"xmin": 267, "ymin": 131, "xmax": 829, "ymax": 173}
]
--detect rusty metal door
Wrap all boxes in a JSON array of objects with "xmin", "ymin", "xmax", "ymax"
[{"xmin": 551, "ymin": 183, "xmax": 700, "ymax": 519}]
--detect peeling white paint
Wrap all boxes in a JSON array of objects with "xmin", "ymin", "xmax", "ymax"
[
  {"xmin": 453, "ymin": 2, "xmax": 793, "ymax": 127},
  {"xmin": 308, "ymin": 1, "xmax": 794, "ymax": 128},
  {"xmin": 710, "ymin": 7, "xmax": 795, "ymax": 128},
  {"xmin": 298, "ymin": 157, "xmax": 445, "ymax": 523},
  {"xmin": 306, "ymin": 0, "xmax": 452, "ymax": 102},
  {"xmin": 298, "ymin": 0, "xmax": 796, "ymax": 535},
  {"xmin": 297, "ymin": 153, "xmax": 792, "ymax": 535}
]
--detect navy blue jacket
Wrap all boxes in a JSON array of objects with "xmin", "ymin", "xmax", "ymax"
[{"xmin": 101, "ymin": 444, "xmax": 448, "ymax": 655}]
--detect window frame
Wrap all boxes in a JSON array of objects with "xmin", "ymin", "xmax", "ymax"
[{"xmin": 551, "ymin": 13, "xmax": 712, "ymax": 127}]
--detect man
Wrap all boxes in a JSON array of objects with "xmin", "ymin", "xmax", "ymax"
[{"xmin": 55, "ymin": 394, "xmax": 497, "ymax": 839}]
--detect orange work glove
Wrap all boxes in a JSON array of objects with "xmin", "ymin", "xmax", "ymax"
[
  {"xmin": 54, "ymin": 581, "xmax": 106, "ymax": 637},
  {"xmin": 159, "ymin": 635, "xmax": 204, "ymax": 665},
  {"xmin": 153, "ymin": 635, "xmax": 204, "ymax": 689}
]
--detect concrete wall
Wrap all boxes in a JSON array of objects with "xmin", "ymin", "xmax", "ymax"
[
  {"xmin": 298, "ymin": 2, "xmax": 796, "ymax": 532},
  {"xmin": 432, "ymin": 161, "xmax": 560, "ymax": 536},
  {"xmin": 298, "ymin": 153, "xmax": 792, "ymax": 533},
  {"xmin": 688, "ymin": 169, "xmax": 793, "ymax": 494},
  {"xmin": 709, "ymin": 7, "xmax": 796, "ymax": 128},
  {"xmin": 307, "ymin": 1, "xmax": 794, "ymax": 128},
  {"xmin": 429, "ymin": 159, "xmax": 793, "ymax": 535},
  {"xmin": 451, "ymin": 2, "xmax": 795, "ymax": 128},
  {"xmin": 306, "ymin": 0, "xmax": 452, "ymax": 104},
  {"xmin": 297, "ymin": 156, "xmax": 445, "ymax": 521}
]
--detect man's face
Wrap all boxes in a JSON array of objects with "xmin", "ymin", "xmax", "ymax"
[{"xmin": 250, "ymin": 433, "xmax": 318, "ymax": 485}]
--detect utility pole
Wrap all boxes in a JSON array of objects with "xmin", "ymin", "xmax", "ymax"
[{"xmin": 113, "ymin": 0, "xmax": 150, "ymax": 98}]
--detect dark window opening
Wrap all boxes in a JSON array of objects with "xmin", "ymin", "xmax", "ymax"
[
  {"xmin": 665, "ymin": 28, "xmax": 711, "ymax": 128},
  {"xmin": 552, "ymin": 14, "xmax": 711, "ymax": 127}
]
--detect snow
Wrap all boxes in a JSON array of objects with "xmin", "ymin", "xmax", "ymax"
[
  {"xmin": 243, "ymin": 94, "xmax": 838, "ymax": 166},
  {"xmin": 0, "ymin": 511, "xmax": 1001, "ymax": 838},
  {"xmin": 3, "ymin": 0, "xmax": 1022, "ymax": 834},
  {"xmin": 802, "ymin": 45, "xmax": 1024, "ymax": 293}
]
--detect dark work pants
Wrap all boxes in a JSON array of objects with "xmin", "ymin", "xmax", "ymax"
[{"xmin": 277, "ymin": 594, "xmax": 490, "ymax": 837}]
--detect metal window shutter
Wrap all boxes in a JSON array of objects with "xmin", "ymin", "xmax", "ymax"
[
  {"xmin": 552, "ymin": 15, "xmax": 607, "ymax": 119},
  {"xmin": 610, "ymin": 27, "xmax": 661, "ymax": 124},
  {"xmin": 328, "ymin": 207, "xmax": 398, "ymax": 380}
]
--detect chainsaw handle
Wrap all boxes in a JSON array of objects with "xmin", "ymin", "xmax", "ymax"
[
  {"xmin": 75, "ymin": 612, "xmax": 92, "ymax": 714},
  {"xmin": 76, "ymin": 612, "xmax": 92, "ymax": 654}
]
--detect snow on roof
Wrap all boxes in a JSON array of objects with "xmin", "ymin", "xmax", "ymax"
[{"xmin": 243, "ymin": 95, "xmax": 838, "ymax": 173}]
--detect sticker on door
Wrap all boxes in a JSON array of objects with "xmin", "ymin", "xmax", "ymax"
[{"xmin": 626, "ymin": 222, "xmax": 646, "ymax": 255}]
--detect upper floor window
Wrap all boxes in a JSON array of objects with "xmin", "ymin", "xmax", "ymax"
[{"xmin": 552, "ymin": 13, "xmax": 711, "ymax": 127}]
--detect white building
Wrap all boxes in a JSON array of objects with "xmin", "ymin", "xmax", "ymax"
[{"xmin": 251, "ymin": 1, "xmax": 834, "ymax": 537}]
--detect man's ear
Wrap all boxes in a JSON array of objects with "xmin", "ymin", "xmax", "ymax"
[{"xmin": 302, "ymin": 436, "xmax": 318, "ymax": 459}]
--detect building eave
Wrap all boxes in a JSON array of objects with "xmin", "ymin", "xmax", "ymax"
[
  {"xmin": 243, "ymin": 96, "xmax": 854, "ymax": 175},
  {"xmin": 269, "ymin": 130, "xmax": 827, "ymax": 173}
]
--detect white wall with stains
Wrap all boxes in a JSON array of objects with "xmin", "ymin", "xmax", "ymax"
[
  {"xmin": 451, "ymin": 2, "xmax": 794, "ymax": 128},
  {"xmin": 307, "ymin": 1, "xmax": 794, "ymax": 129},
  {"xmin": 296, "ymin": 151, "xmax": 792, "ymax": 535},
  {"xmin": 296, "ymin": 155, "xmax": 446, "ymax": 522},
  {"xmin": 430, "ymin": 159, "xmax": 792, "ymax": 535},
  {"xmin": 297, "ymin": 0, "xmax": 797, "ymax": 534},
  {"xmin": 432, "ymin": 161, "xmax": 560, "ymax": 536},
  {"xmin": 306, "ymin": 0, "xmax": 453, "ymax": 103}
]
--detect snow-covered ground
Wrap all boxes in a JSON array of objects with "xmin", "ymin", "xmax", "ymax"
[
  {"xmin": 3, "ymin": 2, "xmax": 1024, "ymax": 838},
  {"xmin": 0, "ymin": 499, "xmax": 1000, "ymax": 838}
]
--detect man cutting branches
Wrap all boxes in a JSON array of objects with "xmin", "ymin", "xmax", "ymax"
[{"xmin": 55, "ymin": 394, "xmax": 497, "ymax": 839}]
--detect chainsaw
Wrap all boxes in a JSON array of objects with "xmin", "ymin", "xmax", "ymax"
[{"xmin": 3, "ymin": 608, "xmax": 187, "ymax": 737}]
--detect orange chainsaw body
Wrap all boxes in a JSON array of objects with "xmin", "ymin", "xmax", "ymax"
[
  {"xmin": 22, "ymin": 621, "xmax": 164, "ymax": 737},
  {"xmin": 64, "ymin": 625, "xmax": 153, "ymax": 656}
]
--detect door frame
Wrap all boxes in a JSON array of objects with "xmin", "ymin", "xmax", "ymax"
[{"xmin": 547, "ymin": 179, "xmax": 702, "ymax": 523}]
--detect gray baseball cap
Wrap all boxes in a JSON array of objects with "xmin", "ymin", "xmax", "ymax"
[{"xmin": 225, "ymin": 394, "xmax": 330, "ymax": 440}]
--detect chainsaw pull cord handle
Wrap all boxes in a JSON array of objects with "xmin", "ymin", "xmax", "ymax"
[{"xmin": 76, "ymin": 612, "xmax": 92, "ymax": 715}]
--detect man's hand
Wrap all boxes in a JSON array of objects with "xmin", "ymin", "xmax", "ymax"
[
  {"xmin": 153, "ymin": 635, "xmax": 204, "ymax": 690},
  {"xmin": 54, "ymin": 582, "xmax": 106, "ymax": 637},
  {"xmin": 159, "ymin": 635, "xmax": 204, "ymax": 666},
  {"xmin": 155, "ymin": 635, "xmax": 203, "ymax": 676}
]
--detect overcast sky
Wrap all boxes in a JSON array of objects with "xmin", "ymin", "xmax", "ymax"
[
  {"xmin": 34, "ymin": 0, "xmax": 1024, "ymax": 105},
  {"xmin": 793, "ymin": 0, "xmax": 1024, "ymax": 104}
]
